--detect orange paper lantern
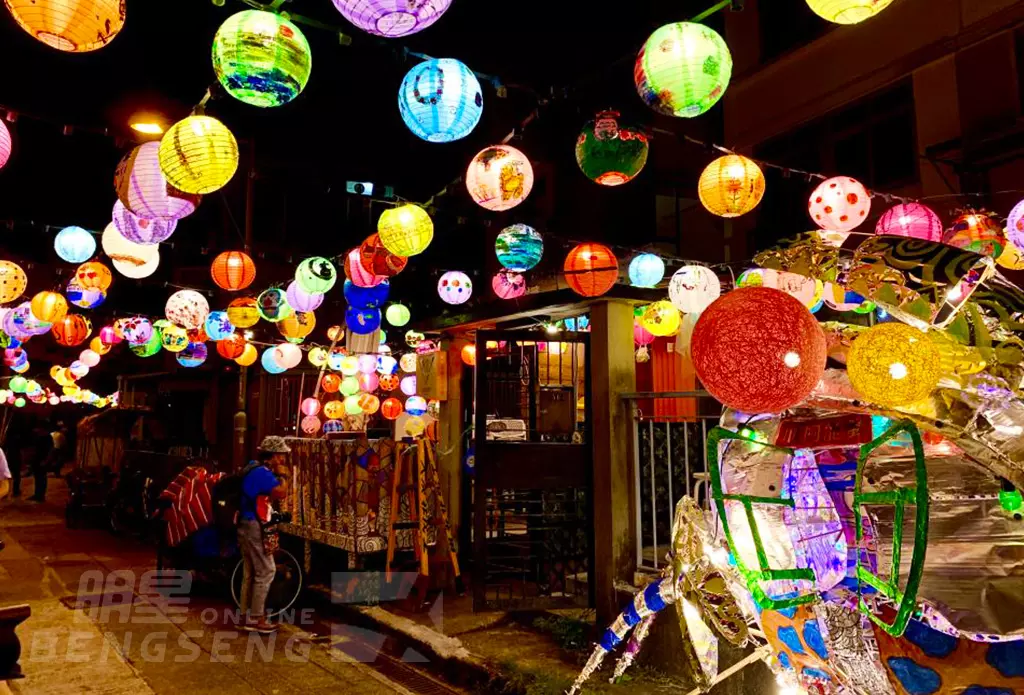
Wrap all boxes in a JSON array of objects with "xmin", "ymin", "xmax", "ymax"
[
  {"xmin": 321, "ymin": 373, "xmax": 342, "ymax": 393},
  {"xmin": 461, "ymin": 344, "xmax": 477, "ymax": 366},
  {"xmin": 75, "ymin": 261, "xmax": 113, "ymax": 291},
  {"xmin": 564, "ymin": 243, "xmax": 619, "ymax": 297},
  {"xmin": 52, "ymin": 314, "xmax": 92, "ymax": 346},
  {"xmin": 381, "ymin": 397, "xmax": 403, "ymax": 421},
  {"xmin": 211, "ymin": 250, "xmax": 256, "ymax": 291},
  {"xmin": 216, "ymin": 334, "xmax": 246, "ymax": 359}
]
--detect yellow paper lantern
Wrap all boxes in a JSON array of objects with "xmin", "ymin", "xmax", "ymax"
[
  {"xmin": 805, "ymin": 0, "xmax": 894, "ymax": 25},
  {"xmin": 377, "ymin": 204, "xmax": 433, "ymax": 257},
  {"xmin": 227, "ymin": 297, "xmax": 260, "ymax": 328},
  {"xmin": 234, "ymin": 342, "xmax": 258, "ymax": 367},
  {"xmin": 5, "ymin": 0, "xmax": 125, "ymax": 52},
  {"xmin": 0, "ymin": 260, "xmax": 28, "ymax": 304},
  {"xmin": 996, "ymin": 238, "xmax": 1024, "ymax": 270},
  {"xmin": 158, "ymin": 116, "xmax": 239, "ymax": 195},
  {"xmin": 641, "ymin": 301, "xmax": 681, "ymax": 337},
  {"xmin": 278, "ymin": 311, "xmax": 316, "ymax": 341},
  {"xmin": 30, "ymin": 290, "xmax": 68, "ymax": 323},
  {"xmin": 697, "ymin": 155, "xmax": 765, "ymax": 218},
  {"xmin": 323, "ymin": 399, "xmax": 345, "ymax": 420},
  {"xmin": 90, "ymin": 336, "xmax": 111, "ymax": 355},
  {"xmin": 847, "ymin": 323, "xmax": 941, "ymax": 406}
]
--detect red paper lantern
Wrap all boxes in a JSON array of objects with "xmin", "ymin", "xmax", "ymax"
[
  {"xmin": 381, "ymin": 397, "xmax": 403, "ymax": 421},
  {"xmin": 211, "ymin": 250, "xmax": 256, "ymax": 291},
  {"xmin": 321, "ymin": 373, "xmax": 342, "ymax": 393},
  {"xmin": 359, "ymin": 234, "xmax": 408, "ymax": 277},
  {"xmin": 690, "ymin": 287, "xmax": 827, "ymax": 414},
  {"xmin": 564, "ymin": 243, "xmax": 618, "ymax": 297},
  {"xmin": 52, "ymin": 314, "xmax": 92, "ymax": 347},
  {"xmin": 216, "ymin": 334, "xmax": 246, "ymax": 359},
  {"xmin": 379, "ymin": 374, "xmax": 399, "ymax": 391}
]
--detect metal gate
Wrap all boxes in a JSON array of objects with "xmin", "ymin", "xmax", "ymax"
[{"xmin": 472, "ymin": 330, "xmax": 593, "ymax": 611}]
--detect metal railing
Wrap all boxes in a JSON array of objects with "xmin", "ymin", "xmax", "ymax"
[{"xmin": 621, "ymin": 391, "xmax": 721, "ymax": 573}]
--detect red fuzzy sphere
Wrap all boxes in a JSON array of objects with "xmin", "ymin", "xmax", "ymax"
[{"xmin": 691, "ymin": 287, "xmax": 827, "ymax": 414}]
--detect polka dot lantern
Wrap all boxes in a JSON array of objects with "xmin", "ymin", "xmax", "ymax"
[
  {"xmin": 669, "ymin": 266, "xmax": 721, "ymax": 314},
  {"xmin": 75, "ymin": 261, "xmax": 112, "ymax": 292},
  {"xmin": 942, "ymin": 212, "xmax": 1005, "ymax": 257},
  {"xmin": 114, "ymin": 142, "xmax": 199, "ymax": 221},
  {"xmin": 112, "ymin": 200, "xmax": 177, "ymax": 245},
  {"xmin": 5, "ymin": 0, "xmax": 125, "ymax": 52},
  {"xmin": 158, "ymin": 116, "xmax": 239, "ymax": 195},
  {"xmin": 641, "ymin": 301, "xmax": 681, "ymax": 337},
  {"xmin": 438, "ymin": 271, "xmax": 473, "ymax": 305},
  {"xmin": 330, "ymin": 0, "xmax": 452, "ymax": 37},
  {"xmin": 875, "ymin": 203, "xmax": 943, "ymax": 241},
  {"xmin": 359, "ymin": 234, "xmax": 408, "ymax": 278},
  {"xmin": 227, "ymin": 297, "xmax": 260, "ymax": 328},
  {"xmin": 575, "ymin": 110, "xmax": 649, "ymax": 186},
  {"xmin": 52, "ymin": 314, "xmax": 92, "ymax": 347},
  {"xmin": 377, "ymin": 204, "xmax": 433, "ymax": 257},
  {"xmin": 495, "ymin": 224, "xmax": 543, "ymax": 272},
  {"xmin": 0, "ymin": 120, "xmax": 10, "ymax": 170},
  {"xmin": 492, "ymin": 270, "xmax": 526, "ymax": 299},
  {"xmin": 0, "ymin": 261, "xmax": 27, "ymax": 304},
  {"xmin": 806, "ymin": 0, "xmax": 894, "ymax": 24},
  {"xmin": 847, "ymin": 323, "xmax": 940, "ymax": 406},
  {"xmin": 698, "ymin": 155, "xmax": 765, "ymax": 218},
  {"xmin": 211, "ymin": 251, "xmax": 256, "ymax": 291},
  {"xmin": 808, "ymin": 176, "xmax": 871, "ymax": 232},
  {"xmin": 165, "ymin": 289, "xmax": 210, "ymax": 330},
  {"xmin": 628, "ymin": 253, "xmax": 664, "ymax": 288},
  {"xmin": 399, "ymin": 58, "xmax": 482, "ymax": 143},
  {"xmin": 564, "ymin": 243, "xmax": 618, "ymax": 297},
  {"xmin": 296, "ymin": 256, "xmax": 337, "ymax": 294},
  {"xmin": 690, "ymin": 287, "xmax": 827, "ymax": 414},
  {"xmin": 346, "ymin": 307, "xmax": 381, "ymax": 334},
  {"xmin": 257, "ymin": 288, "xmax": 292, "ymax": 322},
  {"xmin": 386, "ymin": 303, "xmax": 410, "ymax": 327},
  {"xmin": 467, "ymin": 145, "xmax": 533, "ymax": 212},
  {"xmin": 54, "ymin": 226, "xmax": 96, "ymax": 263},
  {"xmin": 635, "ymin": 22, "xmax": 732, "ymax": 118},
  {"xmin": 212, "ymin": 10, "xmax": 311, "ymax": 108},
  {"xmin": 286, "ymin": 281, "xmax": 323, "ymax": 313}
]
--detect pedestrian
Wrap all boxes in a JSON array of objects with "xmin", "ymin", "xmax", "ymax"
[
  {"xmin": 50, "ymin": 421, "xmax": 68, "ymax": 474},
  {"xmin": 29, "ymin": 423, "xmax": 53, "ymax": 502},
  {"xmin": 237, "ymin": 436, "xmax": 290, "ymax": 634}
]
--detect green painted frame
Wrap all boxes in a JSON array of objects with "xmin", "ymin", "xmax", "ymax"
[
  {"xmin": 854, "ymin": 419, "xmax": 930, "ymax": 637},
  {"xmin": 706, "ymin": 426, "xmax": 817, "ymax": 610}
]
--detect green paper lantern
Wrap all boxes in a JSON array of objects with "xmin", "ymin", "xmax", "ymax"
[
  {"xmin": 9, "ymin": 375, "xmax": 27, "ymax": 393},
  {"xmin": 635, "ymin": 22, "xmax": 732, "ymax": 118},
  {"xmin": 296, "ymin": 256, "xmax": 337, "ymax": 294},
  {"xmin": 575, "ymin": 110, "xmax": 649, "ymax": 186},
  {"xmin": 386, "ymin": 303, "xmax": 410, "ymax": 327},
  {"xmin": 131, "ymin": 330, "xmax": 163, "ymax": 357},
  {"xmin": 257, "ymin": 287, "xmax": 293, "ymax": 323},
  {"xmin": 212, "ymin": 10, "xmax": 312, "ymax": 108}
]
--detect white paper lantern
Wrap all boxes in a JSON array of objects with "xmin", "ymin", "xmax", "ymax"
[{"xmin": 668, "ymin": 266, "xmax": 721, "ymax": 314}]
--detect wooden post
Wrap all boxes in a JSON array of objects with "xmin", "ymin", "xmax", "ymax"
[
  {"xmin": 437, "ymin": 336, "xmax": 467, "ymax": 540},
  {"xmin": 589, "ymin": 300, "xmax": 637, "ymax": 624}
]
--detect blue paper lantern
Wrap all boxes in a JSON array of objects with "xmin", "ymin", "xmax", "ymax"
[
  {"xmin": 399, "ymin": 58, "xmax": 482, "ymax": 143},
  {"xmin": 204, "ymin": 310, "xmax": 235, "ymax": 341},
  {"xmin": 66, "ymin": 279, "xmax": 105, "ymax": 309},
  {"xmin": 177, "ymin": 342, "xmax": 208, "ymax": 368},
  {"xmin": 628, "ymin": 253, "xmax": 665, "ymax": 288},
  {"xmin": 55, "ymin": 226, "xmax": 96, "ymax": 264},
  {"xmin": 261, "ymin": 347, "xmax": 286, "ymax": 373},
  {"xmin": 346, "ymin": 306, "xmax": 381, "ymax": 334},
  {"xmin": 323, "ymin": 419, "xmax": 343, "ymax": 434},
  {"xmin": 343, "ymin": 279, "xmax": 390, "ymax": 309},
  {"xmin": 495, "ymin": 224, "xmax": 543, "ymax": 271}
]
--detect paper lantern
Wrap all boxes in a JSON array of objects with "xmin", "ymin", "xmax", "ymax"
[
  {"xmin": 698, "ymin": 155, "xmax": 765, "ymax": 217},
  {"xmin": 65, "ymin": 280, "xmax": 104, "ymax": 309},
  {"xmin": 358, "ymin": 393, "xmax": 380, "ymax": 415},
  {"xmin": 131, "ymin": 330, "xmax": 162, "ymax": 357},
  {"xmin": 235, "ymin": 342, "xmax": 258, "ymax": 366},
  {"xmin": 357, "ymin": 372, "xmax": 379, "ymax": 393},
  {"xmin": 641, "ymin": 301, "xmax": 681, "ymax": 337},
  {"xmin": 257, "ymin": 288, "xmax": 292, "ymax": 322},
  {"xmin": 359, "ymin": 234, "xmax": 408, "ymax": 278},
  {"xmin": 996, "ymin": 238, "xmax": 1024, "ymax": 270},
  {"xmin": 808, "ymin": 177, "xmax": 871, "ymax": 232},
  {"xmin": 273, "ymin": 343, "xmax": 302, "ymax": 369},
  {"xmin": 5, "ymin": 0, "xmax": 125, "ymax": 51},
  {"xmin": 285, "ymin": 281, "xmax": 324, "ymax": 313},
  {"xmin": 399, "ymin": 375, "xmax": 417, "ymax": 396},
  {"xmin": 30, "ymin": 291, "xmax": 67, "ymax": 324},
  {"xmin": 89, "ymin": 337, "xmax": 109, "ymax": 355},
  {"xmin": 874, "ymin": 203, "xmax": 942, "ymax": 241},
  {"xmin": 770, "ymin": 270, "xmax": 823, "ymax": 310},
  {"xmin": 575, "ymin": 110, "xmax": 648, "ymax": 186},
  {"xmin": 321, "ymin": 373, "xmax": 341, "ymax": 393},
  {"xmin": 300, "ymin": 415, "xmax": 321, "ymax": 435},
  {"xmin": 438, "ymin": 271, "xmax": 473, "ymax": 305},
  {"xmin": 102, "ymin": 221, "xmax": 158, "ymax": 271},
  {"xmin": 98, "ymin": 325, "xmax": 120, "ymax": 344},
  {"xmin": 327, "ymin": 350, "xmax": 345, "ymax": 371},
  {"xmin": 227, "ymin": 297, "xmax": 260, "ymax": 328},
  {"xmin": 216, "ymin": 333, "xmax": 246, "ymax": 359},
  {"xmin": 203, "ymin": 311, "xmax": 235, "ymax": 341},
  {"xmin": 308, "ymin": 347, "xmax": 328, "ymax": 367},
  {"xmin": 563, "ymin": 243, "xmax": 618, "ymax": 297},
  {"xmin": 74, "ymin": 262, "xmax": 112, "ymax": 292},
  {"xmin": 357, "ymin": 354, "xmax": 377, "ymax": 374},
  {"xmin": 378, "ymin": 354, "xmax": 398, "ymax": 374},
  {"xmin": 112, "ymin": 201, "xmax": 176, "ymax": 245},
  {"xmin": 466, "ymin": 145, "xmax": 533, "ymax": 211},
  {"xmin": 377, "ymin": 397, "xmax": 400, "ymax": 420},
  {"xmin": 942, "ymin": 211, "xmax": 1005, "ymax": 257},
  {"xmin": 628, "ymin": 253, "xmax": 665, "ymax": 288},
  {"xmin": 343, "ymin": 279, "xmax": 389, "ymax": 309},
  {"xmin": 300, "ymin": 397, "xmax": 321, "ymax": 417},
  {"xmin": 495, "ymin": 224, "xmax": 543, "ymax": 272},
  {"xmin": 460, "ymin": 344, "xmax": 476, "ymax": 366},
  {"xmin": 260, "ymin": 347, "xmax": 285, "ymax": 374},
  {"xmin": 323, "ymin": 399, "xmax": 344, "ymax": 419},
  {"xmin": 635, "ymin": 22, "xmax": 732, "ymax": 118},
  {"xmin": 379, "ymin": 374, "xmax": 399, "ymax": 391},
  {"xmin": 399, "ymin": 58, "xmax": 482, "ymax": 142},
  {"xmin": 0, "ymin": 261, "xmax": 27, "ymax": 304},
  {"xmin": 121, "ymin": 316, "xmax": 153, "ymax": 345},
  {"xmin": 492, "ymin": 270, "xmax": 526, "ymax": 299},
  {"xmin": 52, "ymin": 314, "xmax": 91, "ymax": 346},
  {"xmin": 346, "ymin": 306, "xmax": 381, "ymax": 334},
  {"xmin": 633, "ymin": 321, "xmax": 655, "ymax": 347},
  {"xmin": 211, "ymin": 251, "xmax": 256, "ymax": 291},
  {"xmin": 405, "ymin": 395, "xmax": 427, "ymax": 416},
  {"xmin": 404, "ymin": 332, "xmax": 423, "ymax": 348},
  {"xmin": 0, "ymin": 120, "xmax": 10, "ymax": 170},
  {"xmin": 278, "ymin": 311, "xmax": 315, "ymax": 341},
  {"xmin": 339, "ymin": 375, "xmax": 360, "ymax": 397},
  {"xmin": 691, "ymin": 287, "xmax": 827, "ymax": 413},
  {"xmin": 806, "ymin": 0, "xmax": 894, "ymax": 24},
  {"xmin": 54, "ymin": 226, "xmax": 96, "ymax": 263},
  {"xmin": 386, "ymin": 303, "xmax": 410, "ymax": 327},
  {"xmin": 296, "ymin": 256, "xmax": 337, "ymax": 294},
  {"xmin": 378, "ymin": 204, "xmax": 433, "ymax": 257},
  {"xmin": 344, "ymin": 248, "xmax": 385, "ymax": 289},
  {"xmin": 113, "ymin": 252, "xmax": 160, "ymax": 279},
  {"xmin": 212, "ymin": 10, "xmax": 311, "ymax": 108},
  {"xmin": 163, "ymin": 290, "xmax": 209, "ymax": 331},
  {"xmin": 177, "ymin": 342, "xmax": 208, "ymax": 368},
  {"xmin": 1007, "ymin": 198, "xmax": 1024, "ymax": 250},
  {"xmin": 341, "ymin": 395, "xmax": 361, "ymax": 416},
  {"xmin": 158, "ymin": 116, "xmax": 239, "ymax": 195},
  {"xmin": 330, "ymin": 0, "xmax": 451, "ymax": 37},
  {"xmin": 400, "ymin": 352, "xmax": 417, "ymax": 373},
  {"xmin": 114, "ymin": 142, "xmax": 199, "ymax": 221},
  {"xmin": 847, "ymin": 323, "xmax": 941, "ymax": 406}
]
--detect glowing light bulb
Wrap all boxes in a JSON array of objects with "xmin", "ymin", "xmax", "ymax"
[
  {"xmin": 889, "ymin": 362, "xmax": 908, "ymax": 380},
  {"xmin": 131, "ymin": 122, "xmax": 164, "ymax": 135}
]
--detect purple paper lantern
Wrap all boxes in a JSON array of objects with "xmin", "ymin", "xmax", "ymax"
[
  {"xmin": 1007, "ymin": 198, "xmax": 1024, "ymax": 250},
  {"xmin": 331, "ymin": 0, "xmax": 453, "ymax": 37},
  {"xmin": 113, "ymin": 201, "xmax": 177, "ymax": 245},
  {"xmin": 286, "ymin": 281, "xmax": 324, "ymax": 313},
  {"xmin": 874, "ymin": 203, "xmax": 943, "ymax": 242}
]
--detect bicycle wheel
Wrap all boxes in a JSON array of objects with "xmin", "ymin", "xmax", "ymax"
[{"xmin": 231, "ymin": 549, "xmax": 303, "ymax": 620}]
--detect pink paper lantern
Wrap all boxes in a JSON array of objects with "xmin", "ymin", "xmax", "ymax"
[
  {"xmin": 301, "ymin": 415, "xmax": 321, "ymax": 435},
  {"xmin": 875, "ymin": 203, "xmax": 943, "ymax": 241},
  {"xmin": 301, "ymin": 397, "xmax": 321, "ymax": 416},
  {"xmin": 0, "ymin": 119, "xmax": 11, "ymax": 170},
  {"xmin": 346, "ymin": 248, "xmax": 385, "ymax": 288},
  {"xmin": 808, "ymin": 176, "xmax": 871, "ymax": 232},
  {"xmin": 99, "ymin": 325, "xmax": 122, "ymax": 344},
  {"xmin": 1007, "ymin": 198, "xmax": 1024, "ymax": 250},
  {"xmin": 113, "ymin": 200, "xmax": 177, "ymax": 245},
  {"xmin": 492, "ymin": 270, "xmax": 526, "ymax": 299},
  {"xmin": 358, "ymin": 372, "xmax": 379, "ymax": 392},
  {"xmin": 114, "ymin": 142, "xmax": 198, "ymax": 221},
  {"xmin": 634, "ymin": 321, "xmax": 655, "ymax": 347},
  {"xmin": 286, "ymin": 281, "xmax": 324, "ymax": 313},
  {"xmin": 400, "ymin": 375, "xmax": 417, "ymax": 396}
]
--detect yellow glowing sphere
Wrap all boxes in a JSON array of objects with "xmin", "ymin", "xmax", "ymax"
[
  {"xmin": 404, "ymin": 416, "xmax": 426, "ymax": 438},
  {"xmin": 234, "ymin": 342, "xmax": 258, "ymax": 367},
  {"xmin": 90, "ymin": 336, "xmax": 111, "ymax": 355},
  {"xmin": 323, "ymin": 399, "xmax": 345, "ymax": 419},
  {"xmin": 641, "ymin": 301, "xmax": 681, "ymax": 337},
  {"xmin": 0, "ymin": 260, "xmax": 28, "ymax": 304},
  {"xmin": 996, "ymin": 239, "xmax": 1024, "ymax": 270},
  {"xmin": 697, "ymin": 154, "xmax": 765, "ymax": 218},
  {"xmin": 377, "ymin": 204, "xmax": 433, "ymax": 257},
  {"xmin": 278, "ymin": 310, "xmax": 316, "ymax": 341},
  {"xmin": 847, "ymin": 323, "xmax": 942, "ymax": 406},
  {"xmin": 5, "ymin": 0, "xmax": 125, "ymax": 52},
  {"xmin": 158, "ymin": 116, "xmax": 239, "ymax": 195},
  {"xmin": 308, "ymin": 347, "xmax": 328, "ymax": 367},
  {"xmin": 227, "ymin": 297, "xmax": 260, "ymax": 328},
  {"xmin": 30, "ymin": 291, "xmax": 68, "ymax": 323},
  {"xmin": 805, "ymin": 0, "xmax": 894, "ymax": 25}
]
